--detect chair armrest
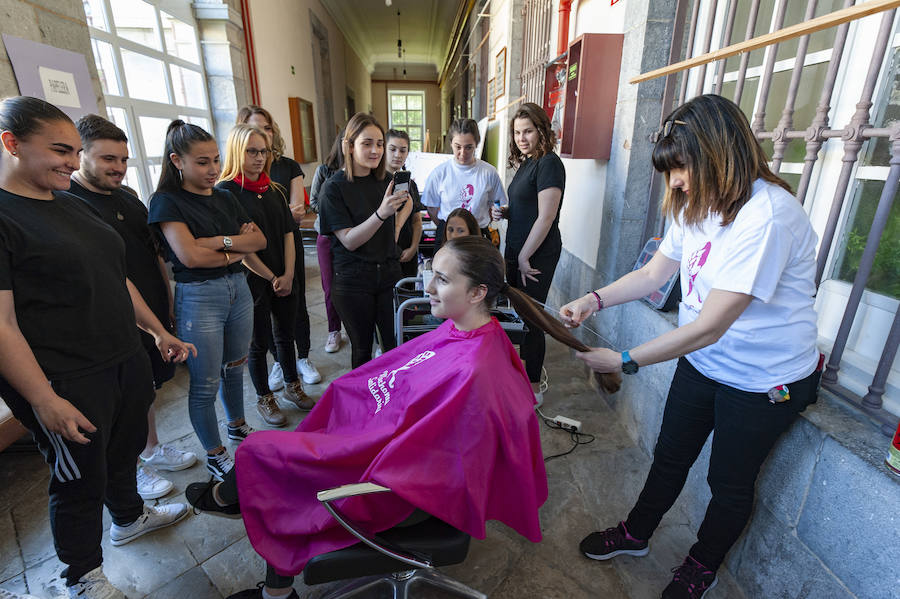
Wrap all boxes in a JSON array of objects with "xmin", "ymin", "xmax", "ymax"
[
  {"xmin": 317, "ymin": 482, "xmax": 391, "ymax": 503},
  {"xmin": 317, "ymin": 482, "xmax": 433, "ymax": 569}
]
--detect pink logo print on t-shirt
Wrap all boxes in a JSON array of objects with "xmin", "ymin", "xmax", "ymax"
[
  {"xmin": 459, "ymin": 184, "xmax": 475, "ymax": 211},
  {"xmin": 686, "ymin": 241, "xmax": 711, "ymax": 304}
]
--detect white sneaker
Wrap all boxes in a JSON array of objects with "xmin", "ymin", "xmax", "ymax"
[
  {"xmin": 136, "ymin": 465, "xmax": 173, "ymax": 500},
  {"xmin": 297, "ymin": 358, "xmax": 322, "ymax": 384},
  {"xmin": 66, "ymin": 567, "xmax": 125, "ymax": 599},
  {"xmin": 0, "ymin": 588, "xmax": 40, "ymax": 599},
  {"xmin": 140, "ymin": 443, "xmax": 197, "ymax": 472},
  {"xmin": 109, "ymin": 504, "xmax": 188, "ymax": 546},
  {"xmin": 324, "ymin": 331, "xmax": 342, "ymax": 353},
  {"xmin": 268, "ymin": 361, "xmax": 285, "ymax": 391}
]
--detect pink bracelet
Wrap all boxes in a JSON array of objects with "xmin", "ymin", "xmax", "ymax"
[{"xmin": 590, "ymin": 291, "xmax": 604, "ymax": 311}]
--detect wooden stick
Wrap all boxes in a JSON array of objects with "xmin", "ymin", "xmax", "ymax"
[
  {"xmin": 629, "ymin": 0, "xmax": 900, "ymax": 84},
  {"xmin": 491, "ymin": 95, "xmax": 526, "ymax": 118}
]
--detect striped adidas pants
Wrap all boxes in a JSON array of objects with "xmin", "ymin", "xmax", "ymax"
[{"xmin": 1, "ymin": 349, "xmax": 154, "ymax": 586}]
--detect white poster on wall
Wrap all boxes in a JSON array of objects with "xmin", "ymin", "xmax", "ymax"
[{"xmin": 38, "ymin": 67, "xmax": 81, "ymax": 108}]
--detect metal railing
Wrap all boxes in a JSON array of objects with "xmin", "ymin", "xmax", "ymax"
[
  {"xmin": 651, "ymin": 0, "xmax": 900, "ymax": 436},
  {"xmin": 520, "ymin": 0, "xmax": 554, "ymax": 104}
]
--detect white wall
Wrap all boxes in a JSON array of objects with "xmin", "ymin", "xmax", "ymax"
[
  {"xmin": 247, "ymin": 0, "xmax": 370, "ymax": 174},
  {"xmin": 556, "ymin": 0, "xmax": 628, "ymax": 268}
]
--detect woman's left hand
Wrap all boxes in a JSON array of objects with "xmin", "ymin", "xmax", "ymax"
[
  {"xmin": 156, "ymin": 333, "xmax": 197, "ymax": 363},
  {"xmin": 575, "ymin": 347, "xmax": 621, "ymax": 373},
  {"xmin": 518, "ymin": 257, "xmax": 540, "ymax": 286},
  {"xmin": 399, "ymin": 247, "xmax": 417, "ymax": 263},
  {"xmin": 272, "ymin": 274, "xmax": 293, "ymax": 297}
]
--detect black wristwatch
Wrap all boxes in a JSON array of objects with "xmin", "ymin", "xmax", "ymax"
[{"xmin": 621, "ymin": 350, "xmax": 639, "ymax": 375}]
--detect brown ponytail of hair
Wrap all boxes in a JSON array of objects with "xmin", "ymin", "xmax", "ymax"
[
  {"xmin": 441, "ymin": 236, "xmax": 622, "ymax": 394},
  {"xmin": 503, "ymin": 286, "xmax": 622, "ymax": 394}
]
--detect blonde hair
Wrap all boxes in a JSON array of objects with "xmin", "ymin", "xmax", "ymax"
[{"xmin": 218, "ymin": 124, "xmax": 272, "ymax": 184}]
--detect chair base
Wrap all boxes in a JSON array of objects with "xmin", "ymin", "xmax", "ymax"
[{"xmin": 319, "ymin": 568, "xmax": 486, "ymax": 599}]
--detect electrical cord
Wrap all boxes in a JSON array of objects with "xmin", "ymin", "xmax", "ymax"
[{"xmin": 535, "ymin": 370, "xmax": 596, "ymax": 461}]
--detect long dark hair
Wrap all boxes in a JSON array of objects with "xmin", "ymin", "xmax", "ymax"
[
  {"xmin": 652, "ymin": 94, "xmax": 791, "ymax": 227},
  {"xmin": 507, "ymin": 102, "xmax": 556, "ymax": 168},
  {"xmin": 324, "ymin": 129, "xmax": 344, "ymax": 172},
  {"xmin": 0, "ymin": 96, "xmax": 72, "ymax": 139},
  {"xmin": 442, "ymin": 236, "xmax": 621, "ymax": 394},
  {"xmin": 157, "ymin": 119, "xmax": 215, "ymax": 193}
]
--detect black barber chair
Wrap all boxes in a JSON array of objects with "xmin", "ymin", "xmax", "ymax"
[{"xmin": 303, "ymin": 482, "xmax": 486, "ymax": 599}]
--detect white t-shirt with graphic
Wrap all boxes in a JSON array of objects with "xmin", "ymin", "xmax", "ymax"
[
  {"xmin": 421, "ymin": 158, "xmax": 508, "ymax": 227},
  {"xmin": 658, "ymin": 179, "xmax": 819, "ymax": 392}
]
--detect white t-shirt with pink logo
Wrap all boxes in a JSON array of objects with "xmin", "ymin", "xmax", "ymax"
[
  {"xmin": 658, "ymin": 179, "xmax": 819, "ymax": 392},
  {"xmin": 422, "ymin": 159, "xmax": 508, "ymax": 228}
]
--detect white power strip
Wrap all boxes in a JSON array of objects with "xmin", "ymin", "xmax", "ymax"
[{"xmin": 552, "ymin": 415, "xmax": 582, "ymax": 433}]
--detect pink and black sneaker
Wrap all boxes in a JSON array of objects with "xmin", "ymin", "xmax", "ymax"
[
  {"xmin": 580, "ymin": 521, "xmax": 650, "ymax": 560},
  {"xmin": 661, "ymin": 555, "xmax": 718, "ymax": 599}
]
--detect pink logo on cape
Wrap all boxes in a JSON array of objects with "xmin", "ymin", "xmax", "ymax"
[{"xmin": 686, "ymin": 241, "xmax": 711, "ymax": 304}]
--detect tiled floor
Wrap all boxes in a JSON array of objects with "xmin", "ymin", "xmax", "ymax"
[{"xmin": 0, "ymin": 246, "xmax": 748, "ymax": 599}]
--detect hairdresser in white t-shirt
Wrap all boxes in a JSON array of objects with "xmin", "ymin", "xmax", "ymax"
[
  {"xmin": 422, "ymin": 118, "xmax": 507, "ymax": 244},
  {"xmin": 560, "ymin": 94, "xmax": 821, "ymax": 599}
]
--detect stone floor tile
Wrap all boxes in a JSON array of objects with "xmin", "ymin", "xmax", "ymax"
[
  {"xmin": 0, "ymin": 572, "xmax": 29, "ymax": 597},
  {"xmin": 143, "ymin": 565, "xmax": 223, "ymax": 599},
  {"xmin": 11, "ymin": 501, "xmax": 55, "ymax": 569},
  {"xmin": 171, "ymin": 497, "xmax": 247, "ymax": 564},
  {"xmin": 201, "ymin": 537, "xmax": 267, "ymax": 598},
  {"xmin": 22, "ymin": 557, "xmax": 66, "ymax": 599},
  {"xmin": 0, "ymin": 508, "xmax": 24, "ymax": 581},
  {"xmin": 0, "ymin": 452, "xmax": 47, "ymax": 513},
  {"xmin": 99, "ymin": 512, "xmax": 197, "ymax": 597}
]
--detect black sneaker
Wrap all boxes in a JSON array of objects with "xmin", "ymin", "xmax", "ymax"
[
  {"xmin": 661, "ymin": 556, "xmax": 718, "ymax": 599},
  {"xmin": 580, "ymin": 521, "xmax": 650, "ymax": 560},
  {"xmin": 226, "ymin": 582, "xmax": 299, "ymax": 599},
  {"xmin": 185, "ymin": 478, "xmax": 241, "ymax": 519},
  {"xmin": 206, "ymin": 450, "xmax": 234, "ymax": 481},
  {"xmin": 227, "ymin": 422, "xmax": 254, "ymax": 442}
]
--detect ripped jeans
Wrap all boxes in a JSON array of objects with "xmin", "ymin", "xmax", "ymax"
[{"xmin": 175, "ymin": 272, "xmax": 254, "ymax": 451}]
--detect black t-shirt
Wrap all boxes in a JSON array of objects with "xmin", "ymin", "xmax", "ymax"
[
  {"xmin": 505, "ymin": 152, "xmax": 566, "ymax": 257},
  {"xmin": 0, "ymin": 189, "xmax": 141, "ymax": 379},
  {"xmin": 68, "ymin": 180, "xmax": 170, "ymax": 334},
  {"xmin": 396, "ymin": 178, "xmax": 425, "ymax": 251},
  {"xmin": 318, "ymin": 170, "xmax": 399, "ymax": 269},
  {"xmin": 147, "ymin": 188, "xmax": 251, "ymax": 283},
  {"xmin": 216, "ymin": 180, "xmax": 295, "ymax": 277},
  {"xmin": 270, "ymin": 156, "xmax": 305, "ymax": 192}
]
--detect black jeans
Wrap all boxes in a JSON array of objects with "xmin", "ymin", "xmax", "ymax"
[
  {"xmin": 248, "ymin": 275, "xmax": 299, "ymax": 396},
  {"xmin": 267, "ymin": 234, "xmax": 311, "ymax": 361},
  {"xmin": 506, "ymin": 246, "xmax": 561, "ymax": 382},
  {"xmin": 1, "ymin": 350, "xmax": 154, "ymax": 586},
  {"xmin": 624, "ymin": 357, "xmax": 820, "ymax": 571},
  {"xmin": 331, "ymin": 260, "xmax": 400, "ymax": 368}
]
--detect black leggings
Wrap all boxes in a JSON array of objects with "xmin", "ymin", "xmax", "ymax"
[
  {"xmin": 506, "ymin": 247, "xmax": 561, "ymax": 382},
  {"xmin": 267, "ymin": 234, "xmax": 311, "ymax": 360},
  {"xmin": 624, "ymin": 358, "xmax": 820, "ymax": 571},
  {"xmin": 331, "ymin": 261, "xmax": 401, "ymax": 369},
  {"xmin": 248, "ymin": 275, "xmax": 299, "ymax": 396}
]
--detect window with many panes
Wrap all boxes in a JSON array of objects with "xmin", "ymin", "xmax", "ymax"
[
  {"xmin": 83, "ymin": 0, "xmax": 212, "ymax": 201},
  {"xmin": 388, "ymin": 91, "xmax": 425, "ymax": 152}
]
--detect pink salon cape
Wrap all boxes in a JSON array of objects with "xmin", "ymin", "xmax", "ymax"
[{"xmin": 236, "ymin": 317, "xmax": 548, "ymax": 575}]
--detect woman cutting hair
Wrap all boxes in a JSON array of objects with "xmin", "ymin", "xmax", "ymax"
[{"xmin": 560, "ymin": 94, "xmax": 821, "ymax": 599}]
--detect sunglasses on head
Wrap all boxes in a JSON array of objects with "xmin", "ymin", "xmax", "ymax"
[{"xmin": 660, "ymin": 119, "xmax": 686, "ymax": 138}]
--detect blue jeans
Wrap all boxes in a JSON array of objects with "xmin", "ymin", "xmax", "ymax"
[{"xmin": 175, "ymin": 272, "xmax": 254, "ymax": 451}]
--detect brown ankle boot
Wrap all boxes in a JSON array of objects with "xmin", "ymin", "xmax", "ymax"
[
  {"xmin": 256, "ymin": 393, "xmax": 287, "ymax": 426},
  {"xmin": 282, "ymin": 380, "xmax": 315, "ymax": 411}
]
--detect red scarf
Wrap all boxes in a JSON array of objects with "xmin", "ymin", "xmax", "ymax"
[{"xmin": 234, "ymin": 172, "xmax": 270, "ymax": 194}]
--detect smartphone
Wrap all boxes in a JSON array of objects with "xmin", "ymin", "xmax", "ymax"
[{"xmin": 393, "ymin": 169, "xmax": 411, "ymax": 194}]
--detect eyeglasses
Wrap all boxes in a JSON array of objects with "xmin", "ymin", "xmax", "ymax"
[
  {"xmin": 245, "ymin": 148, "xmax": 270, "ymax": 158},
  {"xmin": 661, "ymin": 119, "xmax": 686, "ymax": 138}
]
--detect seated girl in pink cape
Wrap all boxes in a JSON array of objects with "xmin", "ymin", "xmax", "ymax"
[{"xmin": 186, "ymin": 236, "xmax": 620, "ymax": 599}]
